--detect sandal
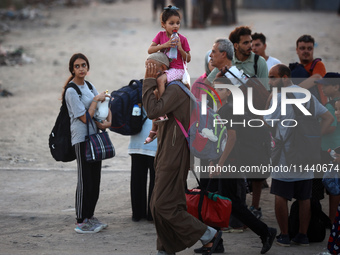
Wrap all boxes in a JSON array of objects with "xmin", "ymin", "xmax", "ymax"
[
  {"xmin": 144, "ymin": 131, "xmax": 157, "ymax": 144},
  {"xmin": 154, "ymin": 114, "xmax": 169, "ymax": 123}
]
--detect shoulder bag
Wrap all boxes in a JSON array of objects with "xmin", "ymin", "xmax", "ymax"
[{"xmin": 85, "ymin": 111, "xmax": 115, "ymax": 162}]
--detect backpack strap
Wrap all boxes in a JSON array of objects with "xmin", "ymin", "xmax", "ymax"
[
  {"xmin": 310, "ymin": 58, "xmax": 322, "ymax": 72},
  {"xmin": 65, "ymin": 80, "xmax": 93, "ymax": 101},
  {"xmin": 168, "ymin": 80, "xmax": 196, "ymax": 101},
  {"xmin": 168, "ymin": 81, "xmax": 194, "ymax": 138},
  {"xmin": 62, "ymin": 83, "xmax": 82, "ymax": 106},
  {"xmin": 254, "ymin": 54, "xmax": 259, "ymax": 76}
]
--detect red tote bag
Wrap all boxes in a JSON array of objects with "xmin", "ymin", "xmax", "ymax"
[{"xmin": 186, "ymin": 188, "xmax": 232, "ymax": 228}]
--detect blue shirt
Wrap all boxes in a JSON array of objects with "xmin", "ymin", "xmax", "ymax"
[{"xmin": 128, "ymin": 108, "xmax": 157, "ymax": 157}]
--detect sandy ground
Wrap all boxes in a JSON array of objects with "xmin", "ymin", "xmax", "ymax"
[{"xmin": 0, "ymin": 0, "xmax": 340, "ymax": 254}]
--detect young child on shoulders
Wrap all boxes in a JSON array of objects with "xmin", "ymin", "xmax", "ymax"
[{"xmin": 145, "ymin": 5, "xmax": 191, "ymax": 144}]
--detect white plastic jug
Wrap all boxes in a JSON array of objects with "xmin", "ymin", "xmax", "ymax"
[{"xmin": 94, "ymin": 92, "xmax": 110, "ymax": 122}]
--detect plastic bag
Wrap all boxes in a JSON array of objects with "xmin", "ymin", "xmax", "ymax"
[{"xmin": 182, "ymin": 60, "xmax": 190, "ymax": 86}]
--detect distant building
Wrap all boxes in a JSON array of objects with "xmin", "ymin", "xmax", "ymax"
[{"xmin": 239, "ymin": 0, "xmax": 337, "ymax": 11}]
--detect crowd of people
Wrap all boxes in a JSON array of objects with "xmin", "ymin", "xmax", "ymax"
[{"xmin": 60, "ymin": 4, "xmax": 340, "ymax": 255}]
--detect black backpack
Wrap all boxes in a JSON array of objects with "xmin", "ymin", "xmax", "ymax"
[
  {"xmin": 289, "ymin": 58, "xmax": 322, "ymax": 103},
  {"xmin": 288, "ymin": 198, "xmax": 330, "ymax": 242},
  {"xmin": 109, "ymin": 79, "xmax": 147, "ymax": 135},
  {"xmin": 49, "ymin": 81, "xmax": 92, "ymax": 162}
]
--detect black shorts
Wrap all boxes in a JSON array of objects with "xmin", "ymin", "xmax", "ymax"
[{"xmin": 270, "ymin": 179, "xmax": 312, "ymax": 201}]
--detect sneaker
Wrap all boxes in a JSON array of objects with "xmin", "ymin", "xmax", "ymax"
[
  {"xmin": 291, "ymin": 233, "xmax": 309, "ymax": 246},
  {"xmin": 249, "ymin": 206, "xmax": 262, "ymax": 220},
  {"xmin": 74, "ymin": 218, "xmax": 103, "ymax": 234},
  {"xmin": 261, "ymin": 227, "xmax": 277, "ymax": 254},
  {"xmin": 222, "ymin": 226, "xmax": 244, "ymax": 233},
  {"xmin": 89, "ymin": 217, "xmax": 108, "ymax": 229},
  {"xmin": 276, "ymin": 234, "xmax": 290, "ymax": 247}
]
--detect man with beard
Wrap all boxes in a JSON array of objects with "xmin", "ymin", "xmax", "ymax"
[
  {"xmin": 229, "ymin": 26, "xmax": 269, "ymax": 90},
  {"xmin": 228, "ymin": 26, "xmax": 270, "ymax": 221},
  {"xmin": 289, "ymin": 34, "xmax": 327, "ymax": 105},
  {"xmin": 264, "ymin": 64, "xmax": 333, "ymax": 247}
]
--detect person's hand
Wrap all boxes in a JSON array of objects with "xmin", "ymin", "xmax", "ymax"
[
  {"xmin": 163, "ymin": 39, "xmax": 172, "ymax": 49},
  {"xmin": 145, "ymin": 63, "xmax": 162, "ymax": 79},
  {"xmin": 169, "ymin": 36, "xmax": 180, "ymax": 48},
  {"xmin": 94, "ymin": 92, "xmax": 110, "ymax": 102},
  {"xmin": 176, "ymin": 37, "xmax": 182, "ymax": 51},
  {"xmin": 216, "ymin": 66, "xmax": 230, "ymax": 78},
  {"xmin": 95, "ymin": 120, "xmax": 110, "ymax": 130},
  {"xmin": 209, "ymin": 161, "xmax": 222, "ymax": 178}
]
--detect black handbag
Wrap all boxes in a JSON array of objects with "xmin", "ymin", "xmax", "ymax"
[{"xmin": 85, "ymin": 111, "xmax": 115, "ymax": 162}]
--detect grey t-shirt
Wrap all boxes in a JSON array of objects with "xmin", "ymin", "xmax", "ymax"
[
  {"xmin": 264, "ymin": 85, "xmax": 328, "ymax": 181},
  {"xmin": 65, "ymin": 81, "xmax": 99, "ymax": 145}
]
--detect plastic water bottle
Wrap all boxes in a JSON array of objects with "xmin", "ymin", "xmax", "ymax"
[
  {"xmin": 328, "ymin": 148, "xmax": 336, "ymax": 159},
  {"xmin": 132, "ymin": 104, "xmax": 141, "ymax": 116},
  {"xmin": 168, "ymin": 30, "xmax": 178, "ymax": 59}
]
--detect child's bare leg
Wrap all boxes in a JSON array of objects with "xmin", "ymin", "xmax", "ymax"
[
  {"xmin": 157, "ymin": 73, "xmax": 167, "ymax": 98},
  {"xmin": 144, "ymin": 120, "xmax": 157, "ymax": 144},
  {"xmin": 153, "ymin": 73, "xmax": 169, "ymax": 123},
  {"xmin": 153, "ymin": 88, "xmax": 160, "ymax": 100}
]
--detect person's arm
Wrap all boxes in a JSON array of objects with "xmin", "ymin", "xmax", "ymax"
[
  {"xmin": 177, "ymin": 35, "xmax": 191, "ymax": 63},
  {"xmin": 218, "ymin": 129, "xmax": 236, "ymax": 166},
  {"xmin": 209, "ymin": 129, "xmax": 236, "ymax": 177},
  {"xmin": 78, "ymin": 92, "xmax": 110, "ymax": 124},
  {"xmin": 148, "ymin": 39, "xmax": 173, "ymax": 54},
  {"xmin": 142, "ymin": 63, "xmax": 187, "ymax": 120},
  {"xmin": 297, "ymin": 73, "xmax": 322, "ymax": 89},
  {"xmin": 179, "ymin": 50, "xmax": 191, "ymax": 63},
  {"xmin": 319, "ymin": 110, "xmax": 335, "ymax": 135}
]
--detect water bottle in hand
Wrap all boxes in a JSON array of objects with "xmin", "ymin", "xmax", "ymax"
[{"xmin": 168, "ymin": 30, "xmax": 178, "ymax": 59}]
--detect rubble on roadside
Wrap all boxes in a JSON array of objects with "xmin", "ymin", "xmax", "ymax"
[
  {"xmin": 0, "ymin": 82, "xmax": 13, "ymax": 97},
  {"xmin": 0, "ymin": 45, "xmax": 35, "ymax": 66}
]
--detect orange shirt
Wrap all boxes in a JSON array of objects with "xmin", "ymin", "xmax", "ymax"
[{"xmin": 304, "ymin": 60, "xmax": 327, "ymax": 105}]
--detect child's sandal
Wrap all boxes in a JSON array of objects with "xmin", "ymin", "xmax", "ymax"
[{"xmin": 144, "ymin": 131, "xmax": 157, "ymax": 144}]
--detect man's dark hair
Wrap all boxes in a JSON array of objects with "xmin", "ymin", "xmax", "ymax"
[
  {"xmin": 251, "ymin": 32, "xmax": 266, "ymax": 45},
  {"xmin": 277, "ymin": 64, "xmax": 291, "ymax": 78},
  {"xmin": 296, "ymin": 34, "xmax": 315, "ymax": 47},
  {"xmin": 229, "ymin": 26, "xmax": 252, "ymax": 44}
]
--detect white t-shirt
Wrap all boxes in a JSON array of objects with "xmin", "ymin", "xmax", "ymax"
[{"xmin": 266, "ymin": 56, "xmax": 281, "ymax": 71}]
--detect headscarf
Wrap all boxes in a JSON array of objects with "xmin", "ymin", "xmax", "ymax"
[{"xmin": 205, "ymin": 50, "xmax": 212, "ymax": 75}]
